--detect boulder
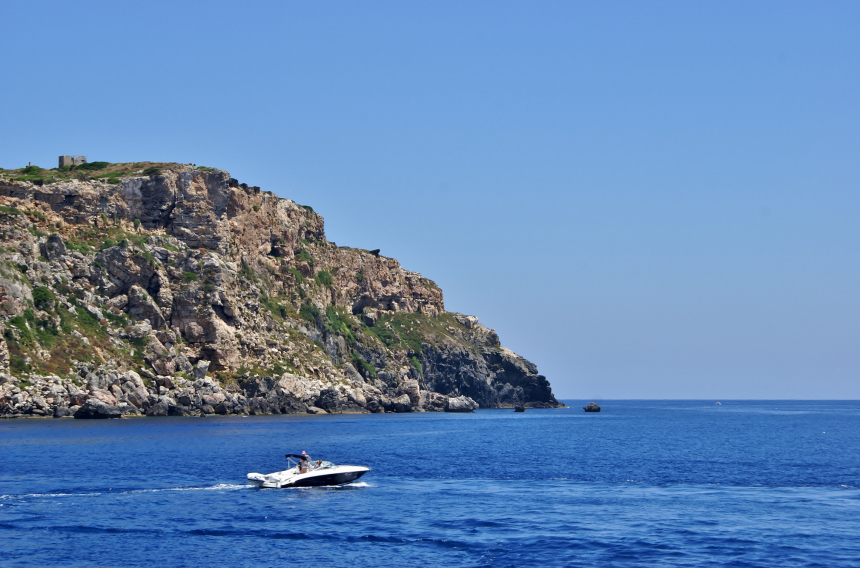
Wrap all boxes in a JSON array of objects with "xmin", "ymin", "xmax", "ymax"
[
  {"xmin": 155, "ymin": 376, "xmax": 175, "ymax": 390},
  {"xmin": 74, "ymin": 399, "xmax": 123, "ymax": 419},
  {"xmin": 69, "ymin": 392, "xmax": 89, "ymax": 406},
  {"xmin": 193, "ymin": 360, "xmax": 210, "ymax": 380},
  {"xmin": 316, "ymin": 388, "xmax": 342, "ymax": 412},
  {"xmin": 583, "ymin": 402, "xmax": 601, "ymax": 413},
  {"xmin": 391, "ymin": 393, "xmax": 413, "ymax": 413},
  {"xmin": 146, "ymin": 401, "xmax": 169, "ymax": 416},
  {"xmin": 40, "ymin": 234, "xmax": 67, "ymax": 261},
  {"xmin": 420, "ymin": 391, "xmax": 447, "ymax": 412},
  {"xmin": 445, "ymin": 395, "xmax": 478, "ymax": 413},
  {"xmin": 88, "ymin": 389, "xmax": 117, "ymax": 406},
  {"xmin": 128, "ymin": 285, "xmax": 167, "ymax": 329},
  {"xmin": 144, "ymin": 338, "xmax": 175, "ymax": 376},
  {"xmin": 53, "ymin": 406, "xmax": 72, "ymax": 418},
  {"xmin": 396, "ymin": 379, "xmax": 420, "ymax": 406}
]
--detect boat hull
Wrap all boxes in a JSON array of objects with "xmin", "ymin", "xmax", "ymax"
[
  {"xmin": 289, "ymin": 469, "xmax": 368, "ymax": 487},
  {"xmin": 247, "ymin": 465, "xmax": 370, "ymax": 489}
]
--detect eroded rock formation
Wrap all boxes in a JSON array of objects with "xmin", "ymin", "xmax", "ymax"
[{"xmin": 0, "ymin": 163, "xmax": 561, "ymax": 418}]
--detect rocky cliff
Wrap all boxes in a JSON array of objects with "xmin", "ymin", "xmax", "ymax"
[{"xmin": 0, "ymin": 162, "xmax": 561, "ymax": 418}]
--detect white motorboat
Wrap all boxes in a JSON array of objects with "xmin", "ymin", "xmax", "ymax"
[{"xmin": 247, "ymin": 454, "xmax": 370, "ymax": 488}]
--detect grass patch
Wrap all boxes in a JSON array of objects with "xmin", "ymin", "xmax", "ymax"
[
  {"xmin": 32, "ymin": 286, "xmax": 55, "ymax": 310},
  {"xmin": 76, "ymin": 161, "xmax": 110, "ymax": 172},
  {"xmin": 261, "ymin": 295, "xmax": 290, "ymax": 320},
  {"xmin": 350, "ymin": 352, "xmax": 377, "ymax": 379},
  {"xmin": 289, "ymin": 267, "xmax": 306, "ymax": 285},
  {"xmin": 299, "ymin": 302, "xmax": 322, "ymax": 327},
  {"xmin": 315, "ymin": 270, "xmax": 333, "ymax": 288},
  {"xmin": 324, "ymin": 306, "xmax": 355, "ymax": 344},
  {"xmin": 411, "ymin": 355, "xmax": 423, "ymax": 378},
  {"xmin": 294, "ymin": 248, "xmax": 313, "ymax": 266}
]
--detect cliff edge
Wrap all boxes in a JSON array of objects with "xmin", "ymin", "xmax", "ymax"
[{"xmin": 0, "ymin": 161, "xmax": 561, "ymax": 417}]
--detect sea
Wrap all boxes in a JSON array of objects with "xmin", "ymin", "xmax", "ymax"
[{"xmin": 1, "ymin": 400, "xmax": 859, "ymax": 567}]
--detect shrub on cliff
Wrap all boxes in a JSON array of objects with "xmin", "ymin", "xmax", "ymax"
[
  {"xmin": 315, "ymin": 270, "xmax": 333, "ymax": 288},
  {"xmin": 351, "ymin": 352, "xmax": 377, "ymax": 379},
  {"xmin": 299, "ymin": 302, "xmax": 322, "ymax": 327},
  {"xmin": 76, "ymin": 161, "xmax": 110, "ymax": 171},
  {"xmin": 295, "ymin": 248, "xmax": 313, "ymax": 266},
  {"xmin": 32, "ymin": 286, "xmax": 55, "ymax": 311},
  {"xmin": 324, "ymin": 306, "xmax": 355, "ymax": 344}
]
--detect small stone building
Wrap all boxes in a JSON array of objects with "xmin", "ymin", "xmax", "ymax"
[{"xmin": 59, "ymin": 155, "xmax": 87, "ymax": 167}]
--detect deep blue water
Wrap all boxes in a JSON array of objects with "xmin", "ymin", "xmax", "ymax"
[{"xmin": 2, "ymin": 400, "xmax": 860, "ymax": 567}]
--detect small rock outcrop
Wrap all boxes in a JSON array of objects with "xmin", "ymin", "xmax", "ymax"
[
  {"xmin": 445, "ymin": 395, "xmax": 479, "ymax": 413},
  {"xmin": 583, "ymin": 402, "xmax": 601, "ymax": 413},
  {"xmin": 74, "ymin": 398, "xmax": 123, "ymax": 419}
]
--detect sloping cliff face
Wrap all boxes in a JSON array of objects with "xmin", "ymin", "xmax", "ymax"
[{"xmin": 0, "ymin": 164, "xmax": 560, "ymax": 417}]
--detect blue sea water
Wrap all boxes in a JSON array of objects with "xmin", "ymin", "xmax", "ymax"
[{"xmin": 1, "ymin": 400, "xmax": 860, "ymax": 567}]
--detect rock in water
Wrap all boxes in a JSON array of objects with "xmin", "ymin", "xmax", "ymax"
[
  {"xmin": 583, "ymin": 402, "xmax": 601, "ymax": 413},
  {"xmin": 73, "ymin": 399, "xmax": 123, "ymax": 419},
  {"xmin": 445, "ymin": 395, "xmax": 478, "ymax": 413}
]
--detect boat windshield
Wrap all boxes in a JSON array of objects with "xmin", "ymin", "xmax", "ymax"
[{"xmin": 312, "ymin": 460, "xmax": 334, "ymax": 470}]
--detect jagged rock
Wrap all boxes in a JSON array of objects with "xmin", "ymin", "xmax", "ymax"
[
  {"xmin": 53, "ymin": 406, "xmax": 72, "ymax": 418},
  {"xmin": 74, "ymin": 399, "xmax": 123, "ymax": 419},
  {"xmin": 156, "ymin": 329, "xmax": 176, "ymax": 345},
  {"xmin": 0, "ymin": 335, "xmax": 9, "ymax": 374},
  {"xmin": 420, "ymin": 391, "xmax": 447, "ymax": 411},
  {"xmin": 175, "ymin": 354, "xmax": 193, "ymax": 373},
  {"xmin": 396, "ymin": 379, "xmax": 420, "ymax": 406},
  {"xmin": 155, "ymin": 376, "xmax": 175, "ymax": 390},
  {"xmin": 193, "ymin": 360, "xmax": 210, "ymax": 380},
  {"xmin": 316, "ymin": 388, "xmax": 342, "ymax": 412},
  {"xmin": 146, "ymin": 401, "xmax": 169, "ymax": 416},
  {"xmin": 583, "ymin": 402, "xmax": 601, "ymax": 413},
  {"xmin": 144, "ymin": 338, "xmax": 175, "ymax": 376},
  {"xmin": 40, "ymin": 234, "xmax": 66, "ymax": 261},
  {"xmin": 361, "ymin": 308, "xmax": 379, "ymax": 326},
  {"xmin": 89, "ymin": 389, "xmax": 117, "ymax": 406},
  {"xmin": 107, "ymin": 294, "xmax": 129, "ymax": 310},
  {"xmin": 0, "ymin": 275, "xmax": 33, "ymax": 316},
  {"xmin": 453, "ymin": 314, "xmax": 479, "ymax": 329},
  {"xmin": 128, "ymin": 285, "xmax": 166, "ymax": 329},
  {"xmin": 391, "ymin": 393, "xmax": 413, "ymax": 413},
  {"xmin": 446, "ymin": 395, "xmax": 478, "ymax": 413}
]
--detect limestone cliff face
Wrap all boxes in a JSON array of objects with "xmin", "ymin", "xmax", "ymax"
[{"xmin": 0, "ymin": 164, "xmax": 561, "ymax": 418}]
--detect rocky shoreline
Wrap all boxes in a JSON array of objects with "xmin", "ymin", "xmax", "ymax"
[{"xmin": 0, "ymin": 368, "xmax": 483, "ymax": 420}]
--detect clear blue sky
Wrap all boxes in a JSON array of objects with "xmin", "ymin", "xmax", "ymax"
[{"xmin": 2, "ymin": 1, "xmax": 858, "ymax": 399}]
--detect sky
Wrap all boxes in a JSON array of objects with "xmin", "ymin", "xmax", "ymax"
[{"xmin": 1, "ymin": 1, "xmax": 858, "ymax": 399}]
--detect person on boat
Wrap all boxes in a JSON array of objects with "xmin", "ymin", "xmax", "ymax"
[{"xmin": 298, "ymin": 451, "xmax": 311, "ymax": 473}]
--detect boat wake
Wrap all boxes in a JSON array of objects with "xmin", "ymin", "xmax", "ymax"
[{"xmin": 0, "ymin": 484, "xmax": 255, "ymax": 501}]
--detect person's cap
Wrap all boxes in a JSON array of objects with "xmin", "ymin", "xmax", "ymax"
[{"xmin": 302, "ymin": 451, "xmax": 306, "ymax": 455}]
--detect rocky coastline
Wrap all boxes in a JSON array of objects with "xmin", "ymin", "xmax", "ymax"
[{"xmin": 0, "ymin": 161, "xmax": 562, "ymax": 418}]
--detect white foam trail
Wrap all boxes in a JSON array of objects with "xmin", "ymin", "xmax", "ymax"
[
  {"xmin": 0, "ymin": 492, "xmax": 102, "ymax": 499},
  {"xmin": 127, "ymin": 484, "xmax": 252, "ymax": 494}
]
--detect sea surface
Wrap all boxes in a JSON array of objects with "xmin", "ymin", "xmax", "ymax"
[{"xmin": 2, "ymin": 400, "xmax": 859, "ymax": 567}]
